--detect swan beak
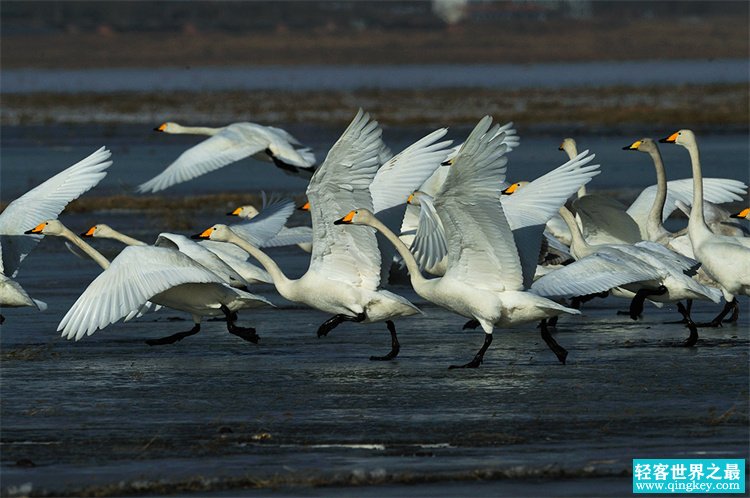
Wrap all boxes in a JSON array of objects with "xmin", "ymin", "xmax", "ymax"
[
  {"xmin": 623, "ymin": 140, "xmax": 641, "ymax": 150},
  {"xmin": 407, "ymin": 193, "xmax": 414, "ymax": 205},
  {"xmin": 25, "ymin": 222, "xmax": 46, "ymax": 234},
  {"xmin": 440, "ymin": 158, "xmax": 454, "ymax": 166},
  {"xmin": 154, "ymin": 123, "xmax": 167, "ymax": 132},
  {"xmin": 558, "ymin": 142, "xmax": 564, "ymax": 151},
  {"xmin": 334, "ymin": 211, "xmax": 355, "ymax": 225},
  {"xmin": 502, "ymin": 183, "xmax": 520, "ymax": 195},
  {"xmin": 191, "ymin": 228, "xmax": 214, "ymax": 240},
  {"xmin": 730, "ymin": 208, "xmax": 750, "ymax": 219},
  {"xmin": 80, "ymin": 226, "xmax": 96, "ymax": 237},
  {"xmin": 297, "ymin": 201, "xmax": 310, "ymax": 211},
  {"xmin": 227, "ymin": 207, "xmax": 242, "ymax": 216},
  {"xmin": 659, "ymin": 132, "xmax": 679, "ymax": 143}
]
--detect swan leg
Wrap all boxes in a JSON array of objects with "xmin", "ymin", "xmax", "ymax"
[
  {"xmin": 0, "ymin": 314, "xmax": 4, "ymax": 325},
  {"xmin": 316, "ymin": 312, "xmax": 366, "ymax": 338},
  {"xmin": 540, "ymin": 319, "xmax": 568, "ymax": 364},
  {"xmin": 449, "ymin": 333, "xmax": 493, "ymax": 369},
  {"xmin": 221, "ymin": 305, "xmax": 259, "ymax": 343},
  {"xmin": 145, "ymin": 323, "xmax": 201, "ymax": 346},
  {"xmin": 572, "ymin": 291, "xmax": 609, "ymax": 310},
  {"xmin": 697, "ymin": 298, "xmax": 737, "ymax": 328},
  {"xmin": 677, "ymin": 302, "xmax": 699, "ymax": 347},
  {"xmin": 723, "ymin": 300, "xmax": 740, "ymax": 324},
  {"xmin": 370, "ymin": 320, "xmax": 400, "ymax": 361},
  {"xmin": 265, "ymin": 148, "xmax": 315, "ymax": 176},
  {"xmin": 462, "ymin": 319, "xmax": 480, "ymax": 330},
  {"xmin": 627, "ymin": 286, "xmax": 667, "ymax": 320}
]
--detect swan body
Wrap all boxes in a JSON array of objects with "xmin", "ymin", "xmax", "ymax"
[
  {"xmin": 138, "ymin": 121, "xmax": 317, "ymax": 193},
  {"xmin": 0, "ymin": 147, "xmax": 112, "ymax": 316}
]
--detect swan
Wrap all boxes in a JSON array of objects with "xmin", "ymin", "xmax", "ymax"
[
  {"xmin": 660, "ymin": 129, "xmax": 750, "ymax": 326},
  {"xmin": 27, "ymin": 219, "xmax": 271, "ymax": 345},
  {"xmin": 228, "ymin": 203, "xmax": 313, "ymax": 253},
  {"xmin": 0, "ymin": 147, "xmax": 112, "ymax": 321},
  {"xmin": 194, "ymin": 110, "xmax": 450, "ymax": 360},
  {"xmin": 675, "ymin": 200, "xmax": 750, "ymax": 238},
  {"xmin": 336, "ymin": 116, "xmax": 583, "ymax": 368},
  {"xmin": 137, "ymin": 121, "xmax": 317, "ymax": 193}
]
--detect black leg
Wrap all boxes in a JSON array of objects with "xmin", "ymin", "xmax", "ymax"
[
  {"xmin": 573, "ymin": 291, "xmax": 609, "ymax": 310},
  {"xmin": 462, "ymin": 319, "xmax": 480, "ymax": 330},
  {"xmin": 723, "ymin": 300, "xmax": 740, "ymax": 323},
  {"xmin": 145, "ymin": 323, "xmax": 201, "ymax": 346},
  {"xmin": 697, "ymin": 298, "xmax": 737, "ymax": 328},
  {"xmin": 540, "ymin": 319, "xmax": 568, "ymax": 364},
  {"xmin": 316, "ymin": 312, "xmax": 366, "ymax": 338},
  {"xmin": 221, "ymin": 305, "xmax": 259, "ymax": 343},
  {"xmin": 449, "ymin": 333, "xmax": 493, "ymax": 369},
  {"xmin": 0, "ymin": 314, "xmax": 4, "ymax": 325},
  {"xmin": 677, "ymin": 302, "xmax": 699, "ymax": 347},
  {"xmin": 627, "ymin": 286, "xmax": 667, "ymax": 320},
  {"xmin": 370, "ymin": 320, "xmax": 400, "ymax": 361},
  {"xmin": 547, "ymin": 315, "xmax": 559, "ymax": 328}
]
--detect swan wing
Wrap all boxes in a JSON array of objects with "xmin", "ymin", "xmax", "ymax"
[
  {"xmin": 229, "ymin": 200, "xmax": 295, "ymax": 247},
  {"xmin": 435, "ymin": 116, "xmax": 522, "ymax": 292},
  {"xmin": 370, "ymin": 128, "xmax": 452, "ymax": 213},
  {"xmin": 137, "ymin": 127, "xmax": 266, "ymax": 193},
  {"xmin": 306, "ymin": 109, "xmax": 383, "ymax": 289},
  {"xmin": 443, "ymin": 121, "xmax": 520, "ymax": 162},
  {"xmin": 0, "ymin": 147, "xmax": 112, "ymax": 276},
  {"xmin": 531, "ymin": 249, "xmax": 661, "ymax": 298},
  {"xmin": 58, "ymin": 246, "xmax": 224, "ymax": 341},
  {"xmin": 574, "ymin": 194, "xmax": 642, "ymax": 245},
  {"xmin": 502, "ymin": 151, "xmax": 600, "ymax": 230},
  {"xmin": 155, "ymin": 233, "xmax": 247, "ymax": 287},
  {"xmin": 410, "ymin": 194, "xmax": 448, "ymax": 271},
  {"xmin": 261, "ymin": 226, "xmax": 313, "ymax": 248}
]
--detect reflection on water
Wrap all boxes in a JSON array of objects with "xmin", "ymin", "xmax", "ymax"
[{"xmin": 2, "ymin": 59, "xmax": 748, "ymax": 93}]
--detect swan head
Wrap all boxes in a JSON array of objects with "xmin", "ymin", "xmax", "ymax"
[
  {"xmin": 730, "ymin": 208, "xmax": 750, "ymax": 220},
  {"xmin": 333, "ymin": 209, "xmax": 375, "ymax": 226},
  {"xmin": 502, "ymin": 181, "xmax": 530, "ymax": 195},
  {"xmin": 24, "ymin": 219, "xmax": 66, "ymax": 236},
  {"xmin": 659, "ymin": 129, "xmax": 695, "ymax": 147},
  {"xmin": 153, "ymin": 122, "xmax": 180, "ymax": 133},
  {"xmin": 297, "ymin": 201, "xmax": 310, "ymax": 212},
  {"xmin": 80, "ymin": 223, "xmax": 117, "ymax": 238},
  {"xmin": 623, "ymin": 138, "xmax": 658, "ymax": 153},
  {"xmin": 406, "ymin": 191, "xmax": 430, "ymax": 206},
  {"xmin": 227, "ymin": 205, "xmax": 259, "ymax": 218},
  {"xmin": 559, "ymin": 138, "xmax": 578, "ymax": 156},
  {"xmin": 192, "ymin": 224, "xmax": 234, "ymax": 242}
]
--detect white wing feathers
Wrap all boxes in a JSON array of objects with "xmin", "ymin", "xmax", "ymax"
[
  {"xmin": 155, "ymin": 233, "xmax": 248, "ymax": 287},
  {"xmin": 0, "ymin": 147, "xmax": 112, "ymax": 277},
  {"xmin": 436, "ymin": 116, "xmax": 523, "ymax": 292},
  {"xmin": 57, "ymin": 246, "xmax": 225, "ymax": 340},
  {"xmin": 306, "ymin": 109, "xmax": 384, "ymax": 290},
  {"xmin": 229, "ymin": 200, "xmax": 295, "ymax": 247},
  {"xmin": 410, "ymin": 194, "xmax": 448, "ymax": 271}
]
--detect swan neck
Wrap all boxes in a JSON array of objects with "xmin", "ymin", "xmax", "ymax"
[
  {"xmin": 226, "ymin": 230, "xmax": 293, "ymax": 294},
  {"xmin": 61, "ymin": 227, "xmax": 110, "ymax": 269},
  {"xmin": 558, "ymin": 206, "xmax": 590, "ymax": 257},
  {"xmin": 647, "ymin": 148, "xmax": 668, "ymax": 228},
  {"xmin": 106, "ymin": 229, "xmax": 147, "ymax": 246},
  {"xmin": 685, "ymin": 141, "xmax": 706, "ymax": 229},
  {"xmin": 364, "ymin": 215, "xmax": 428, "ymax": 288},
  {"xmin": 170, "ymin": 124, "xmax": 221, "ymax": 136}
]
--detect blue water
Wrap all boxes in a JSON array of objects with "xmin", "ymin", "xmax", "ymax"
[{"xmin": 1, "ymin": 59, "xmax": 747, "ymax": 94}]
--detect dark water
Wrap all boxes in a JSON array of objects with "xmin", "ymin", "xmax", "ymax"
[
  {"xmin": 1, "ymin": 208, "xmax": 749, "ymax": 496},
  {"xmin": 1, "ymin": 124, "xmax": 748, "ymax": 201},
  {"xmin": 1, "ymin": 59, "xmax": 748, "ymax": 93}
]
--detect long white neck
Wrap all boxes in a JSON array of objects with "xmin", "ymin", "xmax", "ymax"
[
  {"xmin": 100, "ymin": 229, "xmax": 147, "ymax": 247},
  {"xmin": 59, "ymin": 226, "xmax": 110, "ymax": 269},
  {"xmin": 685, "ymin": 139, "xmax": 707, "ymax": 231},
  {"xmin": 167, "ymin": 124, "xmax": 222, "ymax": 136},
  {"xmin": 646, "ymin": 147, "xmax": 669, "ymax": 236},
  {"xmin": 558, "ymin": 206, "xmax": 592, "ymax": 258},
  {"xmin": 564, "ymin": 142, "xmax": 587, "ymax": 198},
  {"xmin": 363, "ymin": 214, "xmax": 431, "ymax": 291},
  {"xmin": 225, "ymin": 230, "xmax": 295, "ymax": 298}
]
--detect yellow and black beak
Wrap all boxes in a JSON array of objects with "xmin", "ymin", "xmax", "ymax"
[
  {"xmin": 80, "ymin": 226, "xmax": 97, "ymax": 237},
  {"xmin": 659, "ymin": 132, "xmax": 679, "ymax": 144},
  {"xmin": 558, "ymin": 142, "xmax": 564, "ymax": 151},
  {"xmin": 334, "ymin": 211, "xmax": 355, "ymax": 225},
  {"xmin": 153, "ymin": 123, "xmax": 167, "ymax": 132},
  {"xmin": 227, "ymin": 207, "xmax": 242, "ymax": 216},
  {"xmin": 407, "ymin": 193, "xmax": 415, "ymax": 204},
  {"xmin": 24, "ymin": 222, "xmax": 46, "ymax": 234},
  {"xmin": 191, "ymin": 227, "xmax": 214, "ymax": 240},
  {"xmin": 623, "ymin": 140, "xmax": 642, "ymax": 151},
  {"xmin": 730, "ymin": 208, "xmax": 750, "ymax": 219},
  {"xmin": 297, "ymin": 201, "xmax": 310, "ymax": 212},
  {"xmin": 502, "ymin": 183, "xmax": 520, "ymax": 195}
]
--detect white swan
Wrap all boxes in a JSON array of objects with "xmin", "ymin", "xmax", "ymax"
[
  {"xmin": 660, "ymin": 129, "xmax": 750, "ymax": 326},
  {"xmin": 27, "ymin": 219, "xmax": 271, "ymax": 344},
  {"xmin": 0, "ymin": 147, "xmax": 112, "ymax": 321},
  {"xmin": 137, "ymin": 121, "xmax": 317, "ymax": 193},
  {"xmin": 194, "ymin": 110, "xmax": 451, "ymax": 360},
  {"xmin": 336, "ymin": 116, "xmax": 582, "ymax": 368}
]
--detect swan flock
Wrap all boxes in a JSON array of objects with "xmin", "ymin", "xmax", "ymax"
[{"xmin": 2, "ymin": 111, "xmax": 748, "ymax": 368}]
